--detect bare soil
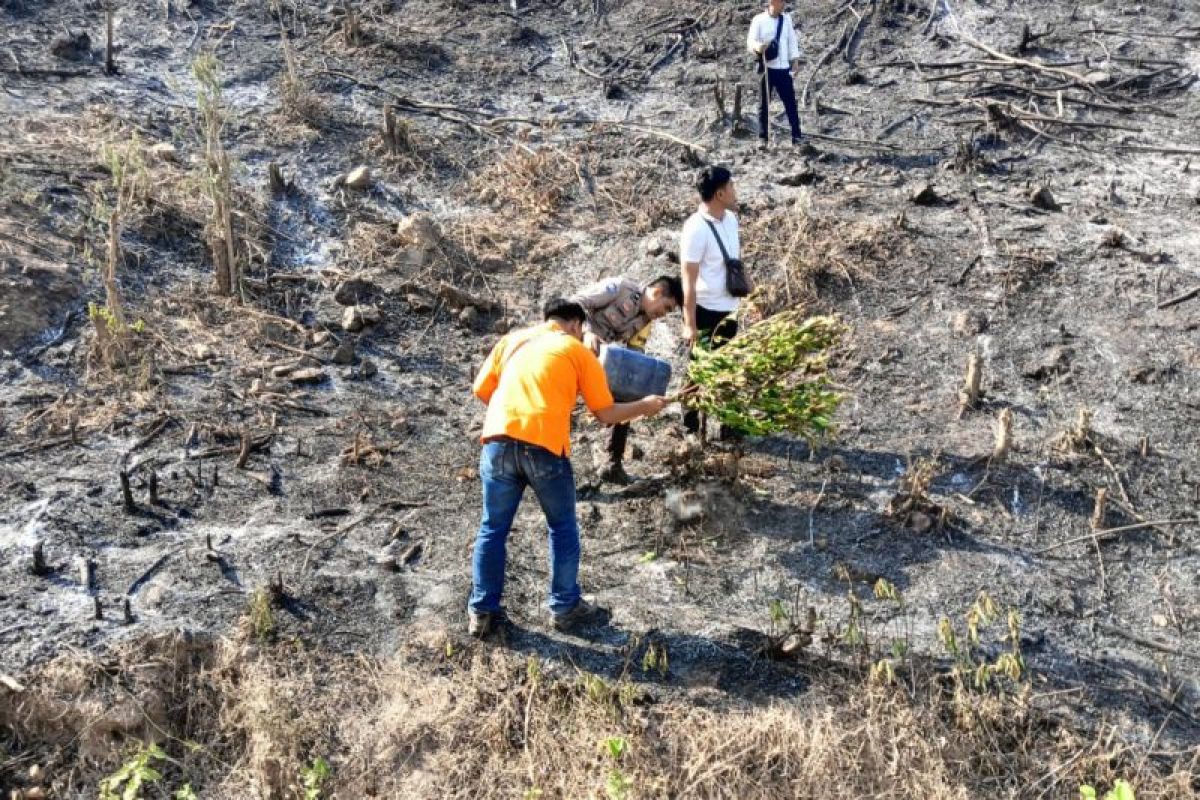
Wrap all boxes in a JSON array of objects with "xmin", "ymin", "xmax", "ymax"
[{"xmin": 2, "ymin": 0, "xmax": 1199, "ymax": 797}]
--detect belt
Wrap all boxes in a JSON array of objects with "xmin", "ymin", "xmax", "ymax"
[{"xmin": 482, "ymin": 436, "xmax": 564, "ymax": 458}]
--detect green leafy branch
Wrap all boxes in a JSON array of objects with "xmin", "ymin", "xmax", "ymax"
[{"xmin": 685, "ymin": 312, "xmax": 846, "ymax": 438}]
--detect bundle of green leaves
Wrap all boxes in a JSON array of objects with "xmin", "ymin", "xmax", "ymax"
[{"xmin": 685, "ymin": 312, "xmax": 846, "ymax": 438}]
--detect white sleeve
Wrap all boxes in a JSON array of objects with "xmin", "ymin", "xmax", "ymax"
[
  {"xmin": 746, "ymin": 17, "xmax": 761, "ymax": 53},
  {"xmin": 787, "ymin": 16, "xmax": 801, "ymax": 60},
  {"xmin": 681, "ymin": 218, "xmax": 708, "ymax": 265}
]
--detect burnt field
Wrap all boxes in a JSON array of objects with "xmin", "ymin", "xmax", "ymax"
[{"xmin": 1, "ymin": 0, "xmax": 1199, "ymax": 797}]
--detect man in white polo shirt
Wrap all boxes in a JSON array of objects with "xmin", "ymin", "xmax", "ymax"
[
  {"xmin": 748, "ymin": 0, "xmax": 803, "ymax": 148},
  {"xmin": 679, "ymin": 166, "xmax": 747, "ymax": 436}
]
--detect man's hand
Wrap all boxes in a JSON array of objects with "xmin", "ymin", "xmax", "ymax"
[
  {"xmin": 639, "ymin": 395, "xmax": 668, "ymax": 418},
  {"xmin": 680, "ymin": 323, "xmax": 698, "ymax": 350},
  {"xmin": 583, "ymin": 331, "xmax": 603, "ymax": 354}
]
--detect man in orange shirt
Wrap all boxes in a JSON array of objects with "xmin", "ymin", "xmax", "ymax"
[{"xmin": 469, "ymin": 298, "xmax": 668, "ymax": 637}]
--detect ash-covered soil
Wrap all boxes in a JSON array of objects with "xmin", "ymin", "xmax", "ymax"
[{"xmin": 2, "ymin": 0, "xmax": 1200, "ymax": 793}]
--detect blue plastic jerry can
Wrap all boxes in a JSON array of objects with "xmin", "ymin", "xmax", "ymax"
[{"xmin": 598, "ymin": 345, "xmax": 672, "ymax": 401}]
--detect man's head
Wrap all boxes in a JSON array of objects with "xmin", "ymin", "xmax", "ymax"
[
  {"xmin": 697, "ymin": 166, "xmax": 737, "ymax": 212},
  {"xmin": 543, "ymin": 297, "xmax": 587, "ymax": 339},
  {"xmin": 642, "ymin": 276, "xmax": 683, "ymax": 319},
  {"xmin": 768, "ymin": 0, "xmax": 785, "ymax": 16}
]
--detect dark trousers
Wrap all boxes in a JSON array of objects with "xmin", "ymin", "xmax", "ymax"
[
  {"xmin": 606, "ymin": 422, "xmax": 630, "ymax": 465},
  {"xmin": 759, "ymin": 67, "xmax": 802, "ymax": 143},
  {"xmin": 683, "ymin": 306, "xmax": 739, "ymax": 434}
]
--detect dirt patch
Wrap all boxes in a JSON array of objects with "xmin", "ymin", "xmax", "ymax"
[{"xmin": 0, "ymin": 256, "xmax": 80, "ymax": 354}]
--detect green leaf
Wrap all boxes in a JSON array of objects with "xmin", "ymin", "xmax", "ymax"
[
  {"xmin": 1079, "ymin": 786, "xmax": 1097, "ymax": 800},
  {"xmin": 638, "ymin": 551, "xmax": 657, "ymax": 563},
  {"xmin": 1108, "ymin": 780, "xmax": 1135, "ymax": 800},
  {"xmin": 603, "ymin": 736, "xmax": 627, "ymax": 760}
]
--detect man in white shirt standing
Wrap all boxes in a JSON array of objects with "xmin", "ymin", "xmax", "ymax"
[
  {"xmin": 679, "ymin": 166, "xmax": 746, "ymax": 436},
  {"xmin": 747, "ymin": 0, "xmax": 803, "ymax": 148}
]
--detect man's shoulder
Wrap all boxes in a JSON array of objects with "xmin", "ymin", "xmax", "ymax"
[
  {"xmin": 577, "ymin": 276, "xmax": 623, "ymax": 296},
  {"xmin": 505, "ymin": 322, "xmax": 551, "ymax": 349},
  {"xmin": 560, "ymin": 335, "xmax": 601, "ymax": 367},
  {"xmin": 750, "ymin": 10, "xmax": 771, "ymax": 24},
  {"xmin": 681, "ymin": 213, "xmax": 710, "ymax": 245},
  {"xmin": 511, "ymin": 321, "xmax": 550, "ymax": 338}
]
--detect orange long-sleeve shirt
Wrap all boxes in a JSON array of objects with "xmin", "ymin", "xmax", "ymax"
[{"xmin": 472, "ymin": 321, "xmax": 614, "ymax": 456}]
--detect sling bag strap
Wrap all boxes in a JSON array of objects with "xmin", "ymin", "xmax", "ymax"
[
  {"xmin": 757, "ymin": 14, "xmax": 786, "ymax": 74},
  {"xmin": 500, "ymin": 329, "xmax": 553, "ymax": 370},
  {"xmin": 703, "ymin": 218, "xmax": 733, "ymax": 264}
]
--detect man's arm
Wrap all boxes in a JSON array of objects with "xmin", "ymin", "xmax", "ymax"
[
  {"xmin": 679, "ymin": 218, "xmax": 705, "ymax": 349},
  {"xmin": 681, "ymin": 260, "xmax": 700, "ymax": 348},
  {"xmin": 471, "ymin": 340, "xmax": 504, "ymax": 404},
  {"xmin": 787, "ymin": 15, "xmax": 801, "ymax": 71},
  {"xmin": 592, "ymin": 396, "xmax": 668, "ymax": 426},
  {"xmin": 576, "ymin": 345, "xmax": 668, "ymax": 424},
  {"xmin": 747, "ymin": 16, "xmax": 765, "ymax": 54}
]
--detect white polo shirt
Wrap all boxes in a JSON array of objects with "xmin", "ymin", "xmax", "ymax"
[
  {"xmin": 747, "ymin": 11, "xmax": 801, "ymax": 70},
  {"xmin": 680, "ymin": 207, "xmax": 740, "ymax": 314}
]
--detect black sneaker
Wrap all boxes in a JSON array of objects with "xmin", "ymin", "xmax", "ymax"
[
  {"xmin": 718, "ymin": 425, "xmax": 745, "ymax": 443},
  {"xmin": 467, "ymin": 607, "xmax": 510, "ymax": 638},
  {"xmin": 551, "ymin": 599, "xmax": 610, "ymax": 632},
  {"xmin": 598, "ymin": 461, "xmax": 633, "ymax": 485}
]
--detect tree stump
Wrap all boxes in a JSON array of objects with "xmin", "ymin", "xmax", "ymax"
[
  {"xmin": 30, "ymin": 541, "xmax": 49, "ymax": 577},
  {"xmin": 268, "ymin": 162, "xmax": 287, "ymax": 196},
  {"xmin": 104, "ymin": 2, "xmax": 117, "ymax": 75},
  {"xmin": 79, "ymin": 557, "xmax": 96, "ymax": 590},
  {"xmin": 957, "ymin": 353, "xmax": 982, "ymax": 417},
  {"xmin": 119, "ymin": 469, "xmax": 136, "ymax": 513}
]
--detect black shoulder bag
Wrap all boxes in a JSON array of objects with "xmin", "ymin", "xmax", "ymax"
[
  {"xmin": 755, "ymin": 15, "xmax": 785, "ymax": 75},
  {"xmin": 703, "ymin": 219, "xmax": 751, "ymax": 298}
]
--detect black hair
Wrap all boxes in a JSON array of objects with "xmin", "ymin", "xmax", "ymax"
[
  {"xmin": 696, "ymin": 166, "xmax": 732, "ymax": 202},
  {"xmin": 648, "ymin": 275, "xmax": 684, "ymax": 305},
  {"xmin": 542, "ymin": 297, "xmax": 587, "ymax": 324}
]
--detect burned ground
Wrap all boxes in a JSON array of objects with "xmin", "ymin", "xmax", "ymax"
[{"xmin": 1, "ymin": 0, "xmax": 1199, "ymax": 797}]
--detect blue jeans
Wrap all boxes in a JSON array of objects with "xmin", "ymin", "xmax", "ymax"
[
  {"xmin": 468, "ymin": 440, "xmax": 582, "ymax": 616},
  {"xmin": 759, "ymin": 67, "xmax": 802, "ymax": 143}
]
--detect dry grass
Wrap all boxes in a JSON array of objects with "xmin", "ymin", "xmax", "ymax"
[
  {"xmin": 471, "ymin": 143, "xmax": 578, "ymax": 223},
  {"xmin": 443, "ymin": 213, "xmax": 574, "ymax": 277},
  {"xmin": 591, "ymin": 157, "xmax": 680, "ymax": 235},
  {"xmin": 340, "ymin": 217, "xmax": 478, "ymax": 286},
  {"xmin": 742, "ymin": 193, "xmax": 908, "ymax": 316},
  {"xmin": 467, "ymin": 136, "xmax": 679, "ymax": 242},
  {"xmin": 3, "ymin": 626, "xmax": 1198, "ymax": 799}
]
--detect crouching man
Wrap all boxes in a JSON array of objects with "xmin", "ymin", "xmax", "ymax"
[
  {"xmin": 468, "ymin": 298, "xmax": 669, "ymax": 637},
  {"xmin": 572, "ymin": 274, "xmax": 683, "ymax": 484}
]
